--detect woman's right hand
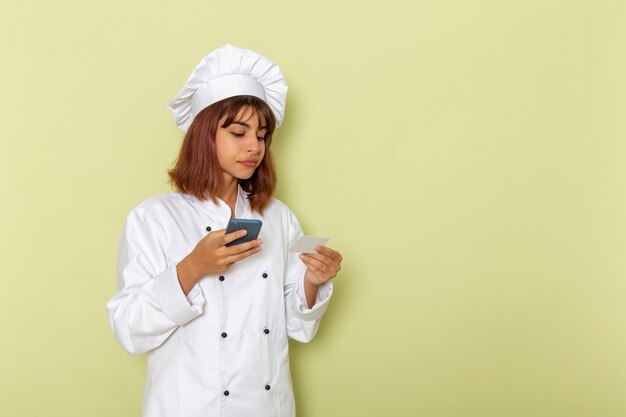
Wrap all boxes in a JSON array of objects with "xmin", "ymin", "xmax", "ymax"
[{"xmin": 176, "ymin": 229, "xmax": 263, "ymax": 295}]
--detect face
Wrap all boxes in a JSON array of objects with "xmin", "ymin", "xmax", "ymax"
[{"xmin": 215, "ymin": 106, "xmax": 268, "ymax": 183}]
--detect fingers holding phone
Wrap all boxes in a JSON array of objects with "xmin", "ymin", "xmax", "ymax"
[
  {"xmin": 225, "ymin": 219, "xmax": 262, "ymax": 247},
  {"xmin": 176, "ymin": 220, "xmax": 263, "ymax": 293},
  {"xmin": 200, "ymin": 219, "xmax": 263, "ymax": 270},
  {"xmin": 221, "ymin": 229, "xmax": 263, "ymax": 264}
]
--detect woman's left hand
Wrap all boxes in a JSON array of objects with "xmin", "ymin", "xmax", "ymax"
[{"xmin": 299, "ymin": 246, "xmax": 343, "ymax": 286}]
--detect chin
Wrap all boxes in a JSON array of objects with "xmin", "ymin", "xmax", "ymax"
[{"xmin": 236, "ymin": 171, "xmax": 256, "ymax": 181}]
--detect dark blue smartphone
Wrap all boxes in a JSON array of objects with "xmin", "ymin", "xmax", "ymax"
[{"xmin": 225, "ymin": 219, "xmax": 263, "ymax": 247}]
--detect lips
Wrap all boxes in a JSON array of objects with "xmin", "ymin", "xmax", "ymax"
[{"xmin": 238, "ymin": 160, "xmax": 259, "ymax": 168}]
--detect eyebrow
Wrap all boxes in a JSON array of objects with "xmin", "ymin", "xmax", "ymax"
[{"xmin": 231, "ymin": 121, "xmax": 267, "ymax": 130}]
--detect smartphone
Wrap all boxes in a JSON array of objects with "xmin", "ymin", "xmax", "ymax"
[{"xmin": 225, "ymin": 219, "xmax": 263, "ymax": 247}]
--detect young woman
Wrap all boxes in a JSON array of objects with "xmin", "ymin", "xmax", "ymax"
[{"xmin": 106, "ymin": 45, "xmax": 342, "ymax": 417}]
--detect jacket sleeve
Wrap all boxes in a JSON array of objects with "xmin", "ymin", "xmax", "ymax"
[
  {"xmin": 283, "ymin": 208, "xmax": 333, "ymax": 343},
  {"xmin": 106, "ymin": 206, "xmax": 205, "ymax": 355}
]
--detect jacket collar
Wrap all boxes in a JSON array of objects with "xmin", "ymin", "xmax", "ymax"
[
  {"xmin": 184, "ymin": 184, "xmax": 253, "ymax": 220},
  {"xmin": 234, "ymin": 185, "xmax": 253, "ymax": 218}
]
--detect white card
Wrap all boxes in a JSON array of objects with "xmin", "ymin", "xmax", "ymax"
[{"xmin": 288, "ymin": 236, "xmax": 330, "ymax": 253}]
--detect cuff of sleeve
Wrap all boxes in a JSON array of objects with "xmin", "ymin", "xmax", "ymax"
[
  {"xmin": 186, "ymin": 283, "xmax": 204, "ymax": 304},
  {"xmin": 154, "ymin": 264, "xmax": 205, "ymax": 326},
  {"xmin": 291, "ymin": 278, "xmax": 333, "ymax": 321}
]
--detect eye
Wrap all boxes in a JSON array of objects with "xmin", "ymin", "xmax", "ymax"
[
  {"xmin": 257, "ymin": 136, "xmax": 266, "ymax": 141},
  {"xmin": 230, "ymin": 131, "xmax": 245, "ymax": 137}
]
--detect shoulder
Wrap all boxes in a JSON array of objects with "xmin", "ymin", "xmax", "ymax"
[
  {"xmin": 122, "ymin": 193, "xmax": 196, "ymax": 241},
  {"xmin": 261, "ymin": 197, "xmax": 303, "ymax": 233},
  {"xmin": 127, "ymin": 192, "xmax": 191, "ymax": 221},
  {"xmin": 135, "ymin": 192, "xmax": 187, "ymax": 209},
  {"xmin": 262, "ymin": 197, "xmax": 297, "ymax": 219}
]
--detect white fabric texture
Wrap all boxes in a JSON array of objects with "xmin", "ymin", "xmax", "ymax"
[
  {"xmin": 107, "ymin": 186, "xmax": 332, "ymax": 417},
  {"xmin": 167, "ymin": 44, "xmax": 288, "ymax": 132}
]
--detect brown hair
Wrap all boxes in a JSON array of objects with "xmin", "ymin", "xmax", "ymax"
[{"xmin": 168, "ymin": 96, "xmax": 277, "ymax": 213}]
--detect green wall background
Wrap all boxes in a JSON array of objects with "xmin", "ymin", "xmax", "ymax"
[{"xmin": 2, "ymin": 1, "xmax": 625, "ymax": 416}]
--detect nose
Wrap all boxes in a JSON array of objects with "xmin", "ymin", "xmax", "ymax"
[{"xmin": 246, "ymin": 134, "xmax": 261, "ymax": 154}]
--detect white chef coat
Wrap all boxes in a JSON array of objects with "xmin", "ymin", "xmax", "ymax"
[{"xmin": 107, "ymin": 185, "xmax": 333, "ymax": 417}]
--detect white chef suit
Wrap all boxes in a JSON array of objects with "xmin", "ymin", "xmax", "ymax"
[{"xmin": 107, "ymin": 185, "xmax": 333, "ymax": 417}]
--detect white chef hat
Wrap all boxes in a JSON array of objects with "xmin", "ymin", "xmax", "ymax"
[{"xmin": 167, "ymin": 44, "xmax": 288, "ymax": 133}]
